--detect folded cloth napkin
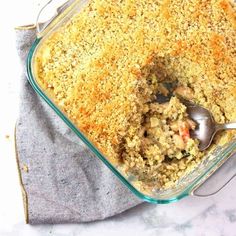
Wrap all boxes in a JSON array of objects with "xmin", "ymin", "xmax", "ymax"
[{"xmin": 15, "ymin": 26, "xmax": 142, "ymax": 224}]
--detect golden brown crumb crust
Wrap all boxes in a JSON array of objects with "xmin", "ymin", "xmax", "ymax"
[{"xmin": 35, "ymin": 0, "xmax": 236, "ymax": 188}]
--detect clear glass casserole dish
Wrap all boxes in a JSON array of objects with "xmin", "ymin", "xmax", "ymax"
[{"xmin": 27, "ymin": 0, "xmax": 236, "ymax": 203}]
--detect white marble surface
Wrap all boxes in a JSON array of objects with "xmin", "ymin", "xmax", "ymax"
[{"xmin": 0, "ymin": 1, "xmax": 236, "ymax": 235}]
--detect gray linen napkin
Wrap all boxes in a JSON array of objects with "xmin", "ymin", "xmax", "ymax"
[{"xmin": 15, "ymin": 26, "xmax": 142, "ymax": 224}]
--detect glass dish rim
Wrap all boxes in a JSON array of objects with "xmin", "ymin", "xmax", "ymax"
[{"xmin": 27, "ymin": 29, "xmax": 236, "ymax": 204}]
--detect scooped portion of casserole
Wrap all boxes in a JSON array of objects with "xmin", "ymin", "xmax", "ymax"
[{"xmin": 35, "ymin": 0, "xmax": 236, "ymax": 189}]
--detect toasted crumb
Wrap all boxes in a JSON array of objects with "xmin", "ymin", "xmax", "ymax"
[{"xmin": 22, "ymin": 164, "xmax": 29, "ymax": 173}]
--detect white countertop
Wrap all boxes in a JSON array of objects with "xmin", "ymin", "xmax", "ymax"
[{"xmin": 0, "ymin": 1, "xmax": 236, "ymax": 235}]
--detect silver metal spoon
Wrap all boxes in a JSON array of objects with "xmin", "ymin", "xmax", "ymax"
[{"xmin": 177, "ymin": 96, "xmax": 236, "ymax": 151}]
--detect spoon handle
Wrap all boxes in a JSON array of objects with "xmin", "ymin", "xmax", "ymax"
[{"xmin": 216, "ymin": 122, "xmax": 236, "ymax": 131}]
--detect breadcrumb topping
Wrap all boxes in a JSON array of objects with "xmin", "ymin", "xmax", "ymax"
[{"xmin": 35, "ymin": 0, "xmax": 236, "ymax": 189}]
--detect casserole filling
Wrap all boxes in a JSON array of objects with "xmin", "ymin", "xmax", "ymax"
[{"xmin": 35, "ymin": 0, "xmax": 236, "ymax": 189}]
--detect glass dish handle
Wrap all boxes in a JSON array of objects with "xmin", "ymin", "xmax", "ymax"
[
  {"xmin": 192, "ymin": 152, "xmax": 236, "ymax": 197},
  {"xmin": 36, "ymin": 0, "xmax": 73, "ymax": 37}
]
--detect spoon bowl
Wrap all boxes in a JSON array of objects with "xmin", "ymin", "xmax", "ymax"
[{"xmin": 176, "ymin": 96, "xmax": 236, "ymax": 151}]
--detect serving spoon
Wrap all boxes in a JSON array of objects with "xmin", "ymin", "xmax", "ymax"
[
  {"xmin": 177, "ymin": 96, "xmax": 236, "ymax": 151},
  {"xmin": 156, "ymin": 83, "xmax": 236, "ymax": 151}
]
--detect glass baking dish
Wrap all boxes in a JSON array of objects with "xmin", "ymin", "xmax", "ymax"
[{"xmin": 27, "ymin": 0, "xmax": 236, "ymax": 203}]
